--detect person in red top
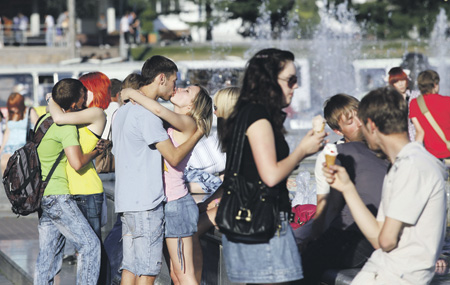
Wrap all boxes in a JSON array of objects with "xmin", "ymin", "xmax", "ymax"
[{"xmin": 409, "ymin": 70, "xmax": 450, "ymax": 159}]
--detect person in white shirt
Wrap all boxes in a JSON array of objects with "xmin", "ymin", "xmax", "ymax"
[{"xmin": 323, "ymin": 86, "xmax": 447, "ymax": 284}]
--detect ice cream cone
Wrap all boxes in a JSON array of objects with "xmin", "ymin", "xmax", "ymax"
[
  {"xmin": 312, "ymin": 115, "xmax": 326, "ymax": 133},
  {"xmin": 325, "ymin": 154, "xmax": 337, "ymax": 166},
  {"xmin": 324, "ymin": 143, "xmax": 338, "ymax": 166}
]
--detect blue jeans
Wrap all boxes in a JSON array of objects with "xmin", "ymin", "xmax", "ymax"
[
  {"xmin": 73, "ymin": 193, "xmax": 103, "ymax": 238},
  {"xmin": 73, "ymin": 193, "xmax": 110, "ymax": 285},
  {"xmin": 34, "ymin": 195, "xmax": 100, "ymax": 285}
]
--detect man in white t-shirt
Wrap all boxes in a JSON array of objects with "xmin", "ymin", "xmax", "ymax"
[{"xmin": 324, "ymin": 86, "xmax": 447, "ymax": 284}]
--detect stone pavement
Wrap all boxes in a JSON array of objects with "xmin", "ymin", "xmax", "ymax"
[{"xmin": 0, "ymin": 184, "xmax": 75, "ymax": 285}]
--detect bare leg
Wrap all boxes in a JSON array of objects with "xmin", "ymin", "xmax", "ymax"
[
  {"xmin": 192, "ymin": 232, "xmax": 203, "ymax": 283},
  {"xmin": 166, "ymin": 237, "xmax": 198, "ymax": 285}
]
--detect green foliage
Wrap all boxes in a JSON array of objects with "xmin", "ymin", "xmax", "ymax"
[
  {"xmin": 354, "ymin": 0, "xmax": 450, "ymax": 40},
  {"xmin": 140, "ymin": 8, "xmax": 157, "ymax": 34}
]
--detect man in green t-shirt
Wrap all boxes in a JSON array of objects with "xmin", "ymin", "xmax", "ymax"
[{"xmin": 34, "ymin": 79, "xmax": 101, "ymax": 285}]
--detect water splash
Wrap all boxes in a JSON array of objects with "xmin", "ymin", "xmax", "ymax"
[
  {"xmin": 429, "ymin": 8, "xmax": 450, "ymax": 95},
  {"xmin": 309, "ymin": 1, "xmax": 361, "ymax": 104}
]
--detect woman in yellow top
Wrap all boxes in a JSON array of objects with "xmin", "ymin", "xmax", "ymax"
[{"xmin": 49, "ymin": 72, "xmax": 108, "ymax": 236}]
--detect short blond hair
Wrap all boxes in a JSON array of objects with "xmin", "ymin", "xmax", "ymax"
[
  {"xmin": 189, "ymin": 85, "xmax": 213, "ymax": 136},
  {"xmin": 213, "ymin": 87, "xmax": 240, "ymax": 119}
]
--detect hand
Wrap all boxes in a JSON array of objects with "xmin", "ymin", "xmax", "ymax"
[
  {"xmin": 120, "ymin": 88, "xmax": 134, "ymax": 104},
  {"xmin": 322, "ymin": 163, "xmax": 353, "ymax": 193},
  {"xmin": 435, "ymin": 258, "xmax": 448, "ymax": 275},
  {"xmin": 95, "ymin": 139, "xmax": 110, "ymax": 153},
  {"xmin": 298, "ymin": 129, "xmax": 327, "ymax": 156}
]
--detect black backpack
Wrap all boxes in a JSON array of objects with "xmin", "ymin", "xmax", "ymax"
[{"xmin": 3, "ymin": 115, "xmax": 64, "ymax": 216}]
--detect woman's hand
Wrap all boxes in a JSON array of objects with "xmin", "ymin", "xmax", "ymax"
[
  {"xmin": 322, "ymin": 164, "xmax": 353, "ymax": 194},
  {"xmin": 120, "ymin": 88, "xmax": 133, "ymax": 104},
  {"xmin": 298, "ymin": 129, "xmax": 327, "ymax": 157},
  {"xmin": 95, "ymin": 139, "xmax": 110, "ymax": 153}
]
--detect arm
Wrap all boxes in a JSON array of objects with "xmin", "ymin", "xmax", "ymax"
[
  {"xmin": 323, "ymin": 164, "xmax": 383, "ymax": 249},
  {"xmin": 0, "ymin": 125, "xmax": 10, "ymax": 154},
  {"xmin": 155, "ymin": 128, "xmax": 203, "ymax": 167},
  {"xmin": 247, "ymin": 119, "xmax": 325, "ymax": 187},
  {"xmin": 29, "ymin": 107, "xmax": 39, "ymax": 125},
  {"xmin": 48, "ymin": 98, "xmax": 106, "ymax": 136},
  {"xmin": 64, "ymin": 145, "xmax": 100, "ymax": 171},
  {"xmin": 121, "ymin": 88, "xmax": 196, "ymax": 134},
  {"xmin": 411, "ymin": 117, "xmax": 424, "ymax": 143},
  {"xmin": 378, "ymin": 217, "xmax": 404, "ymax": 252}
]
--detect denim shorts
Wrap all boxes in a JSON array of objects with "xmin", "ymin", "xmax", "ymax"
[
  {"xmin": 121, "ymin": 204, "xmax": 164, "ymax": 276},
  {"xmin": 222, "ymin": 214, "xmax": 303, "ymax": 284},
  {"xmin": 164, "ymin": 194, "xmax": 199, "ymax": 238},
  {"xmin": 184, "ymin": 168, "xmax": 223, "ymax": 195}
]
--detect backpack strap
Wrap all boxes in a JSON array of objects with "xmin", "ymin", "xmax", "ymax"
[
  {"xmin": 33, "ymin": 116, "xmax": 56, "ymax": 146},
  {"xmin": 32, "ymin": 115, "xmax": 66, "ymax": 183},
  {"xmin": 43, "ymin": 150, "xmax": 65, "ymax": 184},
  {"xmin": 416, "ymin": 95, "xmax": 450, "ymax": 152}
]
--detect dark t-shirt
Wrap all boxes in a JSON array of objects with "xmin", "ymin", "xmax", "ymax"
[
  {"xmin": 329, "ymin": 141, "xmax": 389, "ymax": 231},
  {"xmin": 228, "ymin": 103, "xmax": 291, "ymax": 212}
]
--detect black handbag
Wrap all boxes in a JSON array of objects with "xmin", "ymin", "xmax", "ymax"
[{"xmin": 215, "ymin": 104, "xmax": 281, "ymax": 244}]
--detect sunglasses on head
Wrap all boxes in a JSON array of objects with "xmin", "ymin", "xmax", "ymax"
[{"xmin": 279, "ymin": 75, "xmax": 298, "ymax": 88}]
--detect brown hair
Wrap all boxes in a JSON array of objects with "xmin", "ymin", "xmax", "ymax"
[
  {"xmin": 323, "ymin": 94, "xmax": 359, "ymax": 131},
  {"xmin": 7, "ymin": 93, "xmax": 26, "ymax": 121},
  {"xmin": 358, "ymin": 87, "xmax": 407, "ymax": 135},
  {"xmin": 417, "ymin": 70, "xmax": 440, "ymax": 95}
]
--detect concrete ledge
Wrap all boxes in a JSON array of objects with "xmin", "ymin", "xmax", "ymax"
[{"xmin": 0, "ymin": 247, "xmax": 32, "ymax": 285}]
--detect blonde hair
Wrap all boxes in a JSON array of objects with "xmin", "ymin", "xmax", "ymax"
[
  {"xmin": 189, "ymin": 85, "xmax": 213, "ymax": 136},
  {"xmin": 213, "ymin": 87, "xmax": 240, "ymax": 119}
]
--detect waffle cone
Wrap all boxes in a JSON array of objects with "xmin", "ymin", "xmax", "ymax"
[{"xmin": 325, "ymin": 154, "xmax": 337, "ymax": 166}]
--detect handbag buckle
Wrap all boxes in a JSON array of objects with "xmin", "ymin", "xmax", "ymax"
[{"xmin": 235, "ymin": 208, "xmax": 252, "ymax": 222}]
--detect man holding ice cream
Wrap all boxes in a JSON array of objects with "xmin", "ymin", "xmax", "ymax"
[{"xmin": 323, "ymin": 87, "xmax": 446, "ymax": 284}]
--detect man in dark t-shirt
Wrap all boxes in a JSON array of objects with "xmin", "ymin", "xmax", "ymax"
[{"xmin": 299, "ymin": 141, "xmax": 388, "ymax": 284}]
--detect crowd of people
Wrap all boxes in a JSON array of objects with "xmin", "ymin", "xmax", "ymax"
[{"xmin": 1, "ymin": 48, "xmax": 449, "ymax": 285}]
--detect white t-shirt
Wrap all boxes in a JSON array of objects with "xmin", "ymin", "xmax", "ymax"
[
  {"xmin": 45, "ymin": 15, "xmax": 54, "ymax": 28},
  {"xmin": 186, "ymin": 131, "xmax": 225, "ymax": 174},
  {"xmin": 357, "ymin": 142, "xmax": 447, "ymax": 284},
  {"xmin": 112, "ymin": 103, "xmax": 169, "ymax": 213}
]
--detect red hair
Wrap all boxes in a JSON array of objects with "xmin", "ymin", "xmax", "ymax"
[
  {"xmin": 79, "ymin": 72, "xmax": 111, "ymax": 110},
  {"xmin": 388, "ymin": 67, "xmax": 408, "ymax": 85},
  {"xmin": 7, "ymin": 93, "xmax": 26, "ymax": 120}
]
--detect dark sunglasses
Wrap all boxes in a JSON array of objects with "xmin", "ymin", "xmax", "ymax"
[
  {"xmin": 279, "ymin": 75, "xmax": 298, "ymax": 88},
  {"xmin": 213, "ymin": 105, "xmax": 218, "ymax": 111}
]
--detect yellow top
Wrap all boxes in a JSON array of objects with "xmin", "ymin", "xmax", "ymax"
[{"xmin": 66, "ymin": 126, "xmax": 103, "ymax": 195}]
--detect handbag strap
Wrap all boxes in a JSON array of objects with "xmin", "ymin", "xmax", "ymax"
[
  {"xmin": 416, "ymin": 95, "xmax": 450, "ymax": 151},
  {"xmin": 226, "ymin": 103, "xmax": 255, "ymax": 174}
]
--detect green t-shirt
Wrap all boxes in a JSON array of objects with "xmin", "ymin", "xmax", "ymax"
[{"xmin": 37, "ymin": 114, "xmax": 80, "ymax": 195}]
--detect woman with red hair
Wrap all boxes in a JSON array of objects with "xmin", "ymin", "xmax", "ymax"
[
  {"xmin": 388, "ymin": 67, "xmax": 420, "ymax": 141},
  {"xmin": 0, "ymin": 92, "xmax": 38, "ymax": 174},
  {"xmin": 48, "ymin": 72, "xmax": 110, "ymax": 284}
]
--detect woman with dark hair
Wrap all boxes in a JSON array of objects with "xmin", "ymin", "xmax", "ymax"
[
  {"xmin": 0, "ymin": 92, "xmax": 38, "ymax": 174},
  {"xmin": 219, "ymin": 48, "xmax": 326, "ymax": 284}
]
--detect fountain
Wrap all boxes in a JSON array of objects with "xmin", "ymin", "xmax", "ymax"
[
  {"xmin": 428, "ymin": 8, "xmax": 450, "ymax": 95},
  {"xmin": 308, "ymin": 1, "xmax": 361, "ymax": 105}
]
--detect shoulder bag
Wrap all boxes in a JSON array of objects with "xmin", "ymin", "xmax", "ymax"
[
  {"xmin": 95, "ymin": 126, "xmax": 115, "ymax": 174},
  {"xmin": 215, "ymin": 104, "xmax": 281, "ymax": 244}
]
